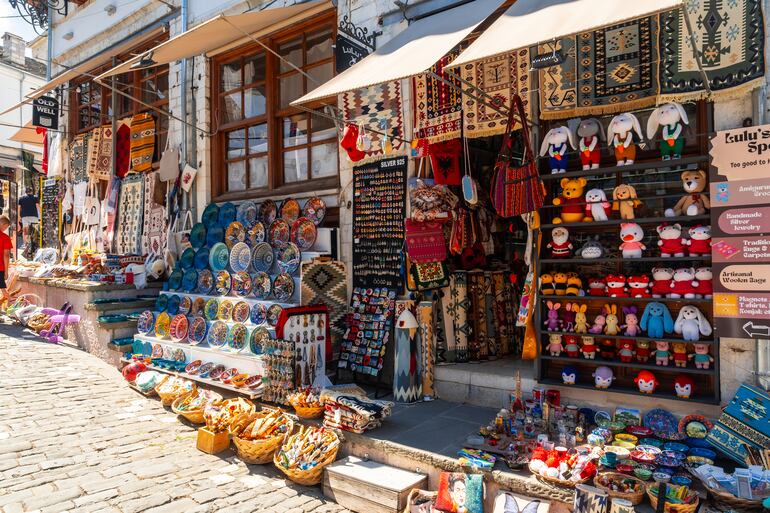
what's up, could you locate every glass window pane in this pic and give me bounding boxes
[243,54,266,84]
[227,160,246,191]
[91,83,102,103]
[248,124,268,155]
[282,114,308,148]
[221,61,242,90]
[283,147,308,184]
[155,72,168,100]
[279,73,303,109]
[311,143,337,178]
[311,113,336,142]
[279,38,302,73]
[244,86,266,119]
[306,29,333,64]
[307,63,333,90]
[222,92,242,123]
[227,129,246,159]
[249,157,268,189]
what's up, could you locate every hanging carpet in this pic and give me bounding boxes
[413,50,463,143]
[116,175,144,255]
[450,271,471,363]
[300,258,349,345]
[341,81,405,160]
[130,113,156,173]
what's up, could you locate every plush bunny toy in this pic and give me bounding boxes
[674,305,712,342]
[540,126,576,174]
[576,118,604,170]
[607,112,644,165]
[647,102,689,160]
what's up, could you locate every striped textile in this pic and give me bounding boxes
[130,113,155,173]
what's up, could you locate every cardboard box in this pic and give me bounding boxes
[196,427,230,454]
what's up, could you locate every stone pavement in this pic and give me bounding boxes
[0,323,352,513]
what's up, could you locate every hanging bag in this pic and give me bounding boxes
[158,138,180,182]
[461,136,478,205]
[404,218,447,263]
[170,210,193,255]
[491,95,545,217]
[82,181,101,226]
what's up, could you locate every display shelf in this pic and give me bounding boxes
[159,290,297,309]
[539,256,711,265]
[540,330,716,345]
[134,334,265,362]
[537,378,720,405]
[539,295,713,304]
[539,355,716,375]
[539,214,710,230]
[538,155,708,181]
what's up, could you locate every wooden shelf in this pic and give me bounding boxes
[540,330,716,345]
[537,378,720,405]
[134,334,265,362]
[540,295,713,304]
[540,355,716,375]
[540,214,710,231]
[539,256,711,264]
[539,155,709,181]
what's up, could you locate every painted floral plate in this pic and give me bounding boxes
[206,225,224,247]
[178,296,192,315]
[268,219,291,249]
[225,221,246,249]
[188,316,208,345]
[197,269,214,294]
[192,297,206,316]
[198,362,215,378]
[228,323,248,352]
[272,273,295,302]
[291,217,316,251]
[218,299,234,321]
[152,343,164,358]
[643,409,679,439]
[274,243,300,274]
[202,203,219,228]
[190,223,207,249]
[678,415,713,439]
[218,202,237,227]
[214,270,231,296]
[250,302,267,325]
[232,271,252,297]
[204,298,219,321]
[229,242,251,273]
[237,200,258,227]
[154,312,171,339]
[209,364,226,381]
[280,198,301,223]
[186,360,202,374]
[182,269,198,293]
[169,314,189,343]
[247,221,266,245]
[208,321,229,348]
[232,301,250,323]
[252,272,271,300]
[303,196,326,225]
[259,199,277,226]
[250,326,270,354]
[137,310,155,334]
[251,242,274,273]
[208,242,229,272]
[267,304,283,327]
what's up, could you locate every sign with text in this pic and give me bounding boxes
[335,34,370,73]
[32,96,59,130]
[710,123,770,339]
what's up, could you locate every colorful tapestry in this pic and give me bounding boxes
[341,81,404,159]
[659,1,766,101]
[142,172,165,255]
[492,272,510,357]
[300,258,349,343]
[91,126,113,180]
[433,289,454,365]
[115,119,131,177]
[393,317,421,403]
[417,301,435,398]
[450,271,470,363]
[414,51,462,143]
[461,48,531,138]
[116,175,144,255]
[538,16,659,119]
[130,113,156,173]
[468,271,490,361]
[85,128,100,180]
[69,134,88,184]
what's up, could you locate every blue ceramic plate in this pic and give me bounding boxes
[182,269,198,292]
[663,442,689,453]
[194,246,210,271]
[639,438,663,448]
[230,242,251,273]
[219,202,237,227]
[209,242,229,272]
[202,203,219,228]
[190,223,207,249]
[686,437,711,449]
[180,248,196,270]
[178,296,192,315]
[167,294,181,315]
[155,294,168,312]
[168,270,183,291]
[274,242,300,274]
[237,200,258,227]
[206,225,224,247]
[250,302,267,325]
[197,269,214,294]
[251,242,274,273]
[137,310,155,334]
[688,447,716,460]
[643,409,678,439]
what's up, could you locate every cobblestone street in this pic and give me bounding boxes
[0,324,351,513]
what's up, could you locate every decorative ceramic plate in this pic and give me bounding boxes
[198,362,215,378]
[197,269,214,294]
[677,415,713,438]
[162,346,173,360]
[193,246,210,271]
[202,203,220,228]
[209,364,227,381]
[259,199,277,225]
[663,442,689,453]
[252,272,271,300]
[291,217,316,251]
[237,200,258,227]
[218,202,237,227]
[178,296,192,315]
[232,272,252,297]
[268,219,291,249]
[233,301,250,323]
[206,225,224,247]
[180,248,196,270]
[188,316,208,345]
[209,243,229,272]
[272,273,295,302]
[267,304,283,327]
[182,269,198,293]
[173,348,187,363]
[186,360,202,374]
[280,198,301,223]
[221,368,238,383]
[208,321,229,348]
[191,297,206,316]
[155,312,171,339]
[643,409,678,438]
[218,299,234,321]
[204,298,219,320]
[274,243,300,274]
[225,221,246,249]
[303,196,326,225]
[168,269,183,290]
[137,310,155,334]
[170,314,189,343]
[155,295,168,312]
[625,426,653,437]
[250,326,270,354]
[167,295,181,316]
[244,375,262,389]
[214,270,232,296]
[152,343,164,358]
[251,242,274,273]
[228,323,248,352]
[190,223,207,249]
[229,242,251,273]
[247,221,266,246]
[250,302,267,325]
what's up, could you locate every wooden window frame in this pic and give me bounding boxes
[211,11,339,202]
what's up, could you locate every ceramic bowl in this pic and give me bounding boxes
[625,426,653,437]
[615,433,638,445]
[616,463,635,475]
[688,447,716,460]
[639,438,664,448]
[603,446,631,460]
[615,440,636,450]
[663,442,689,453]
[592,427,613,443]
[606,421,626,433]
[653,472,670,483]
[671,476,691,487]
[634,468,653,481]
[686,455,714,467]
[635,445,662,456]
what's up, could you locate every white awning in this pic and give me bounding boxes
[292,0,505,105]
[96,1,333,80]
[9,122,44,147]
[449,0,683,68]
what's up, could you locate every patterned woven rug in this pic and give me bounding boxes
[450,271,471,363]
[116,175,144,255]
[69,134,88,184]
[417,301,435,398]
[91,126,113,180]
[86,128,100,180]
[341,81,404,159]
[461,48,531,138]
[414,51,463,143]
[130,113,155,173]
[660,1,765,101]
[300,259,348,341]
[115,120,131,177]
[142,172,166,255]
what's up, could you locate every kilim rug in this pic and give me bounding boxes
[341,81,404,159]
[417,301,435,398]
[433,287,455,364]
[142,172,166,255]
[659,1,765,101]
[116,175,144,255]
[300,258,348,342]
[413,50,463,143]
[91,126,113,180]
[85,128,100,180]
[394,322,421,403]
[450,271,471,363]
[461,48,532,138]
[115,119,131,177]
[468,271,490,361]
[539,16,659,119]
[130,113,156,173]
[492,271,510,357]
[69,134,88,184]
[483,272,497,359]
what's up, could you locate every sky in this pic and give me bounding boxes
[0,2,42,44]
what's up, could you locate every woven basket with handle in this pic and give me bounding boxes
[231,411,294,465]
[156,380,196,406]
[171,392,222,425]
[273,428,340,486]
[706,485,765,512]
[593,472,646,505]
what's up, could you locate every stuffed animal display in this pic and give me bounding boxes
[562,366,578,385]
[612,184,641,220]
[540,126,576,173]
[666,170,710,217]
[547,227,573,258]
[562,268,712,299]
[585,188,611,221]
[640,302,674,338]
[619,223,645,258]
[674,375,695,399]
[593,366,615,389]
[674,305,712,342]
[576,118,603,170]
[552,177,590,223]
[539,271,585,296]
[608,112,644,165]
[576,239,607,259]
[634,370,658,394]
[647,102,689,160]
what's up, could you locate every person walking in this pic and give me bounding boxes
[18,188,39,249]
[0,216,13,300]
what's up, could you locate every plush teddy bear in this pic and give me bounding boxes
[672,342,689,368]
[607,112,644,165]
[670,267,698,299]
[693,267,713,299]
[581,336,597,359]
[646,102,689,160]
[540,126,576,174]
[605,274,628,297]
[547,226,573,258]
[564,335,580,358]
[627,275,651,298]
[636,340,651,363]
[688,225,712,256]
[585,188,611,221]
[650,267,674,298]
[674,305,712,342]
[635,370,659,394]
[612,184,642,220]
[619,223,646,258]
[666,170,710,217]
[618,340,636,363]
[587,277,607,297]
[657,223,686,257]
[553,177,590,223]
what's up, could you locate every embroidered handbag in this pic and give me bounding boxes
[491,95,544,217]
[404,218,447,263]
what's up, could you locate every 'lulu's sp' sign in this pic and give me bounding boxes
[32,96,59,130]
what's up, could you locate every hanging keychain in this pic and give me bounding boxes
[380,119,393,155]
[462,131,478,205]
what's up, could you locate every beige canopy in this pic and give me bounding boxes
[449,0,683,68]
[9,122,44,147]
[292,0,505,105]
[96,1,332,80]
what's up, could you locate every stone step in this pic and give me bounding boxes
[85,298,157,312]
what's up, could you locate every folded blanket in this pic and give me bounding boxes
[320,390,394,419]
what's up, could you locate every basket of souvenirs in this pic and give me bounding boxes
[274,425,340,486]
[155,376,196,406]
[202,397,256,433]
[647,484,700,513]
[528,446,596,488]
[171,389,223,424]
[594,472,646,505]
[27,312,52,333]
[705,486,765,512]
[287,388,324,419]
[231,408,294,464]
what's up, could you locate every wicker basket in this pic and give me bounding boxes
[292,404,324,419]
[231,412,294,465]
[646,486,700,513]
[172,397,213,424]
[529,463,590,488]
[593,472,646,505]
[156,380,196,406]
[274,428,340,486]
[403,489,438,513]
[706,486,765,512]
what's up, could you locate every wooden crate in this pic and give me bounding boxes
[323,456,428,513]
[196,427,230,454]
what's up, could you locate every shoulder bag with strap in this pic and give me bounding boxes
[158,138,180,182]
